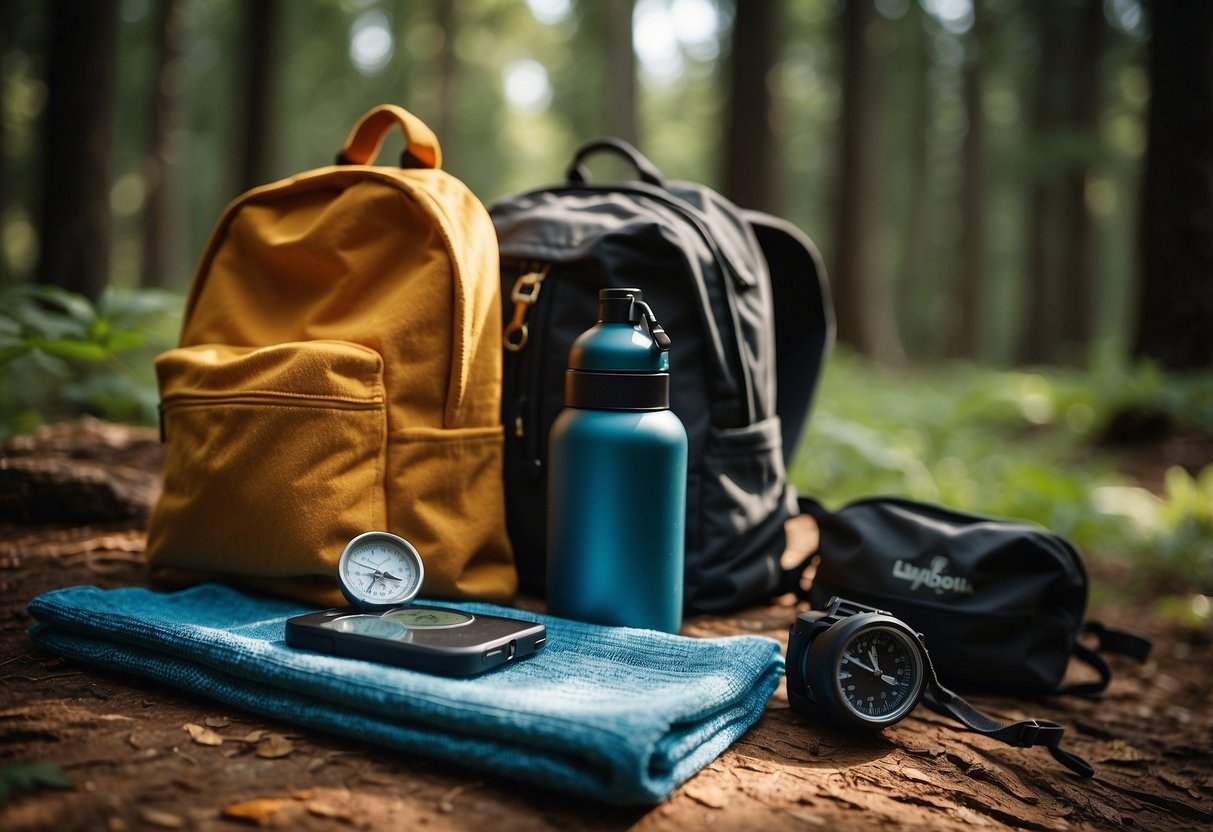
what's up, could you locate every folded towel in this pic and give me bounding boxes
[27,584,782,805]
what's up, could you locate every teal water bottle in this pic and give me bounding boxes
[546,288,688,633]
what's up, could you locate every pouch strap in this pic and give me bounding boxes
[336,104,442,170]
[1084,620,1153,662]
[1060,620,1153,697]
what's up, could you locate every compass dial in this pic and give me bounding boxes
[383,607,475,629]
[834,625,925,725]
[337,532,425,611]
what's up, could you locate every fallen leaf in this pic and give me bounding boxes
[357,768,397,786]
[222,798,284,825]
[306,800,355,823]
[255,734,294,759]
[1158,772,1203,800]
[240,730,267,744]
[0,761,73,807]
[138,807,184,828]
[683,783,728,809]
[184,723,223,747]
[438,782,480,813]
[1102,739,1146,764]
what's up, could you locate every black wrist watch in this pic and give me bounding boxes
[785,595,1095,779]
[786,596,927,731]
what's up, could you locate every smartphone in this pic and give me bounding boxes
[285,606,547,677]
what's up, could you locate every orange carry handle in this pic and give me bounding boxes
[338,104,442,170]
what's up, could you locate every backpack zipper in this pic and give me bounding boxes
[158,393,382,442]
[503,263,551,353]
[502,261,555,482]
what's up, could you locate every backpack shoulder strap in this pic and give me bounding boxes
[742,211,834,464]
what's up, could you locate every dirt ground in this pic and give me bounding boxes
[1,420,1210,831]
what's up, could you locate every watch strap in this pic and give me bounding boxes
[922,678,1094,778]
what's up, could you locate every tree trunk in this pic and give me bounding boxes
[832,0,904,363]
[143,0,188,290]
[951,1,987,360]
[1133,0,1213,370]
[433,0,458,144]
[724,0,782,213]
[895,2,933,359]
[604,0,638,147]
[1057,0,1105,362]
[0,0,15,242]
[238,0,280,193]
[36,0,120,300]
[1017,0,1066,364]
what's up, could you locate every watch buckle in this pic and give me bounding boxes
[1015,719,1063,748]
[1017,720,1042,747]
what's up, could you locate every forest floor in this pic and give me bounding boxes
[0,420,1210,831]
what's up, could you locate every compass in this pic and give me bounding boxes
[786,596,927,730]
[336,531,425,611]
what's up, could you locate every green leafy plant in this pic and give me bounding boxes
[0,283,182,438]
[0,761,73,807]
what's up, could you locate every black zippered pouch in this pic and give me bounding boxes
[793,496,1152,696]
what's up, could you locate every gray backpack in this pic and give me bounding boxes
[490,138,833,613]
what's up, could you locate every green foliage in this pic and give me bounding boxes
[0,284,182,437]
[790,350,1213,594]
[0,761,73,808]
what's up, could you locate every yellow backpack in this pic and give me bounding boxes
[146,104,516,605]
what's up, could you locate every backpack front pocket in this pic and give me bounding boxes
[147,340,386,602]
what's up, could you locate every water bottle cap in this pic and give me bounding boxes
[598,288,643,324]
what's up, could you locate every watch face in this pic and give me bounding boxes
[834,624,925,725]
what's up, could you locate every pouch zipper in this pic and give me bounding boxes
[158,393,382,442]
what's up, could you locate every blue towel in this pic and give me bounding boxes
[27,584,782,805]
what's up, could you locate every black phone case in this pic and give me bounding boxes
[285,607,547,676]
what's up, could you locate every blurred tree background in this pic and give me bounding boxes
[2,0,1207,366]
[1,0,1210,595]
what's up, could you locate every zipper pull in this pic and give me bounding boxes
[503,264,551,352]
